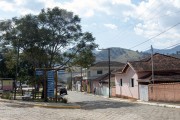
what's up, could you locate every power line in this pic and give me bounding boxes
[95,0,157,45]
[129,22,180,49]
[154,42,180,53]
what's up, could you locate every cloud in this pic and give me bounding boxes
[104,23,118,30]
[0,0,42,16]
[0,1,15,12]
[123,0,180,48]
[112,0,131,5]
[37,0,111,18]
[0,0,179,49]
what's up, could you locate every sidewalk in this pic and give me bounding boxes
[110,97,180,109]
[0,98,81,109]
[82,92,180,109]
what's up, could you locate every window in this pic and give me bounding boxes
[120,79,123,86]
[97,70,102,74]
[130,78,134,87]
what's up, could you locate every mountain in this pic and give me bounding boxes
[145,45,180,54]
[95,47,149,63]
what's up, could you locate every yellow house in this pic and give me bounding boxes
[0,78,14,91]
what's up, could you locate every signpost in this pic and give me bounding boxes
[35,68,61,102]
[47,71,55,97]
[35,70,44,76]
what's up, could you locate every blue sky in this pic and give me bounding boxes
[0,0,180,51]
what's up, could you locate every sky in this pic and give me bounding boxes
[0,0,180,51]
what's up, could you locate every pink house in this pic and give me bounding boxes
[114,53,180,100]
[114,63,139,99]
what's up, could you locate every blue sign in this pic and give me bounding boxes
[47,71,55,97]
[36,70,44,76]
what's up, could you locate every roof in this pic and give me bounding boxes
[91,61,125,68]
[93,73,115,83]
[138,71,180,82]
[120,53,180,73]
[0,78,13,80]
[138,74,180,83]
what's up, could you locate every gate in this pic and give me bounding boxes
[139,85,148,101]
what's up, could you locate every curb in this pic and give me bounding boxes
[0,99,81,109]
[109,98,180,109]
[33,104,81,109]
[78,92,180,109]
[136,101,180,109]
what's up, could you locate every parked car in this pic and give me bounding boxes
[59,88,67,95]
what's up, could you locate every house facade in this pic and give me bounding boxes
[115,65,139,99]
[114,53,180,100]
[83,61,125,93]
[0,78,14,91]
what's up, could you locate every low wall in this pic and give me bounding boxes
[149,83,180,102]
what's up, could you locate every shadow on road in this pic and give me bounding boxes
[75,100,137,110]
[5,104,34,108]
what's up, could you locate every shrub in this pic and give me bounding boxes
[1,91,12,99]
[62,98,68,103]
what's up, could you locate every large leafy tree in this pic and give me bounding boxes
[0,7,97,70]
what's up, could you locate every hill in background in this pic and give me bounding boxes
[145,45,180,54]
[95,47,149,63]
[95,45,180,63]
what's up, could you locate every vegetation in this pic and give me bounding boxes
[0,7,97,83]
[1,91,13,99]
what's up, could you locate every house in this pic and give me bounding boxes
[0,78,14,91]
[83,61,125,93]
[114,53,180,101]
[72,74,82,91]
[92,73,115,96]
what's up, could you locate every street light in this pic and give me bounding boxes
[98,48,111,98]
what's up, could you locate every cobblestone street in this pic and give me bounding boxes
[0,91,180,120]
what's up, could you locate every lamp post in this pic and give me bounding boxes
[99,48,111,98]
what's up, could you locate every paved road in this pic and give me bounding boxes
[0,91,180,120]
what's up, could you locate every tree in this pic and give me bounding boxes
[0,7,97,69]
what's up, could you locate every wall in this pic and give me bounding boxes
[83,67,119,80]
[149,83,180,102]
[111,86,116,97]
[2,80,13,91]
[115,67,139,99]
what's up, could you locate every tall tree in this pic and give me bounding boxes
[0,7,97,69]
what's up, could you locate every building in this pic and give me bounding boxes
[0,78,14,91]
[114,53,180,101]
[83,61,125,93]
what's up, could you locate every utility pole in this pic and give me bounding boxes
[14,39,20,100]
[151,45,154,84]
[98,48,111,98]
[71,70,73,91]
[108,48,111,98]
[80,67,82,92]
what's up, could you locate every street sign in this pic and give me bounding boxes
[47,71,55,97]
[35,70,44,76]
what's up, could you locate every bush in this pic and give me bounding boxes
[1,91,12,99]
[62,98,68,103]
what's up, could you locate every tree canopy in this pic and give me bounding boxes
[0,7,98,78]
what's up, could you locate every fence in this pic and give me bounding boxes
[148,83,180,102]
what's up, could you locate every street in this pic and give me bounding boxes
[0,91,180,120]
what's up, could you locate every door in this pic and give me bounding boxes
[139,85,148,101]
